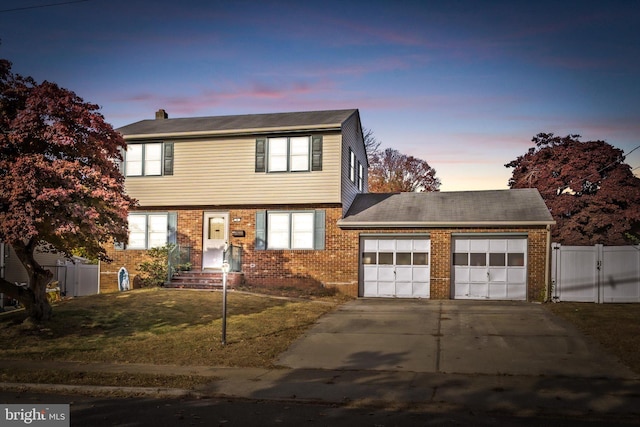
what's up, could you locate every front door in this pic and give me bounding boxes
[202,212,229,269]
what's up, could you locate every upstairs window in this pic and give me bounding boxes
[349,149,356,182]
[125,142,173,177]
[268,138,289,172]
[358,162,364,191]
[256,136,322,173]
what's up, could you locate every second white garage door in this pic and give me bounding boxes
[362,238,431,298]
[453,238,527,300]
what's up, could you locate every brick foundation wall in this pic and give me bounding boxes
[101,207,550,301]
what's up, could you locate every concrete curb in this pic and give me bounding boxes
[0,382,195,399]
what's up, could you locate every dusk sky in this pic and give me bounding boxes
[1,0,639,191]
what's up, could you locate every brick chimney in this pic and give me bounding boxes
[155,109,168,120]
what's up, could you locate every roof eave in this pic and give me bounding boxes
[121,124,342,140]
[337,220,556,229]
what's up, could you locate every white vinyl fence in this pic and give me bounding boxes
[55,260,99,297]
[551,243,640,303]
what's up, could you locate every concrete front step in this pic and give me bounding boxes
[165,270,244,289]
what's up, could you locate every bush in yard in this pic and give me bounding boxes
[137,244,173,287]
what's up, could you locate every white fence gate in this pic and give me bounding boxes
[56,260,99,297]
[551,243,640,303]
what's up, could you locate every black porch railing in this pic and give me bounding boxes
[167,244,192,283]
[224,244,242,272]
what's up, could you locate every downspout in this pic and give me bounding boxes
[544,225,551,302]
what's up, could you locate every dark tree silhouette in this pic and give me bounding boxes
[506,133,640,245]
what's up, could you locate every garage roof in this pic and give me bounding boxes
[338,189,555,228]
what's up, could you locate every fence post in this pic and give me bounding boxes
[551,243,561,302]
[596,244,604,303]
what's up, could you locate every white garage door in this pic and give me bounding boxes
[453,238,527,300]
[362,238,430,298]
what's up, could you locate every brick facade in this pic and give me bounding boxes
[101,207,550,301]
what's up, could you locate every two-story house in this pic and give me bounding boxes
[101,108,555,301]
[101,109,369,295]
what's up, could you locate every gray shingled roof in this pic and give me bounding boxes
[339,189,555,227]
[117,109,358,137]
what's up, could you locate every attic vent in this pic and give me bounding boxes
[155,109,168,120]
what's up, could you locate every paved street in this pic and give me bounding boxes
[2,299,639,426]
[2,390,637,427]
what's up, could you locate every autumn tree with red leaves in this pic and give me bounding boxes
[368,147,441,193]
[0,59,135,323]
[506,133,640,245]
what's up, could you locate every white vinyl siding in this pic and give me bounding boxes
[125,134,342,206]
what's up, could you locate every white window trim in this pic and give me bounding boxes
[125,142,164,177]
[349,149,356,183]
[267,136,311,172]
[127,213,169,249]
[266,211,315,250]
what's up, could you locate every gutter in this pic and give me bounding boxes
[337,220,557,229]
[122,124,342,140]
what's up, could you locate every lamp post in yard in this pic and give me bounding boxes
[221,261,230,346]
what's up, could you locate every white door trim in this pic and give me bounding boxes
[202,212,229,269]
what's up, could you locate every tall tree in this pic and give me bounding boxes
[368,147,441,192]
[506,133,640,245]
[0,59,135,323]
[363,127,381,165]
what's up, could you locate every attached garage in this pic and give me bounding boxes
[452,237,527,300]
[361,237,430,297]
[338,189,555,301]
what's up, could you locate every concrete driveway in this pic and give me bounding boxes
[277,299,635,378]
